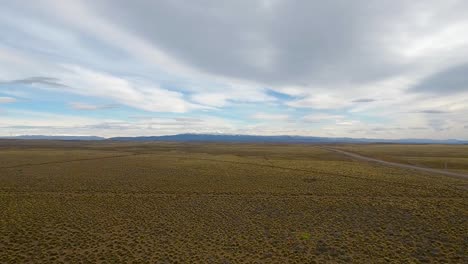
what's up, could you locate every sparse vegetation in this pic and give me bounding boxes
[334,144,468,173]
[0,141,467,263]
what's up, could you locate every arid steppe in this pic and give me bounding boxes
[1,141,467,263]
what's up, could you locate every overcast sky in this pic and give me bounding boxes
[1,0,468,139]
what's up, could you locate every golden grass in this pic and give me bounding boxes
[0,141,467,263]
[334,144,468,173]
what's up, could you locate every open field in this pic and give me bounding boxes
[1,141,467,263]
[322,147,468,180]
[333,144,468,174]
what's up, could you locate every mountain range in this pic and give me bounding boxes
[2,134,467,144]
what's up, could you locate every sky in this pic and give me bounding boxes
[1,0,468,139]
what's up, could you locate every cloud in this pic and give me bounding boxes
[352,98,376,103]
[288,94,350,110]
[251,112,290,122]
[7,76,68,88]
[6,65,202,113]
[174,117,203,123]
[58,65,200,113]
[84,1,468,91]
[88,1,407,87]
[69,102,118,111]
[0,110,102,128]
[191,93,229,108]
[0,110,243,137]
[427,119,451,131]
[412,63,468,94]
[0,97,17,103]
[417,110,449,114]
[336,120,360,126]
[1,1,468,139]
[302,114,344,123]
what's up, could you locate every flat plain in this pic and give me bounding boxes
[333,144,468,174]
[0,140,467,263]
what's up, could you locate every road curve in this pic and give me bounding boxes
[321,147,468,180]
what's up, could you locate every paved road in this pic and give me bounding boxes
[322,147,468,180]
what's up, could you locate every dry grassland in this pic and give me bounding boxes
[1,141,467,263]
[334,144,468,173]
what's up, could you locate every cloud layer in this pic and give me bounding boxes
[0,0,468,139]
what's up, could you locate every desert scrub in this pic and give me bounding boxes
[0,141,466,263]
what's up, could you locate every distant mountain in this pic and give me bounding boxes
[109,133,468,144]
[2,133,466,144]
[0,135,105,140]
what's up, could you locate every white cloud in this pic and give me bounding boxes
[35,0,194,76]
[336,120,360,126]
[69,102,117,111]
[43,64,201,113]
[0,110,102,128]
[0,97,16,104]
[251,112,290,122]
[1,1,468,139]
[191,93,229,108]
[288,94,350,110]
[0,110,243,137]
[302,114,344,123]
[0,97,17,103]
